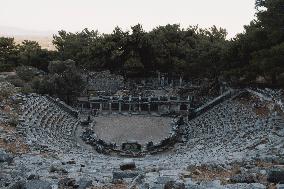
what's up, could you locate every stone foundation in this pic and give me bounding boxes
[78,95,192,116]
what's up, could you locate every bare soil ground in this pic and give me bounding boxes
[93,115,172,144]
[0,123,29,154]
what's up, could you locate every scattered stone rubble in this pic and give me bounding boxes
[82,71,124,95]
[0,86,283,188]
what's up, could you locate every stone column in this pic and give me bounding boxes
[138,96,141,113]
[184,114,188,123]
[179,76,183,87]
[161,76,165,87]
[158,71,161,85]
[207,126,210,135]
[157,97,160,114]
[129,96,132,113]
[119,101,122,113]
[99,103,103,113]
[148,103,151,114]
[138,104,141,113]
[89,103,93,115]
[109,102,112,114]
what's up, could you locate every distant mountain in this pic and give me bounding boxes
[0,26,56,37]
[13,36,56,50]
[0,26,56,50]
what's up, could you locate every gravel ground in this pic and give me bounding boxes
[93,115,172,144]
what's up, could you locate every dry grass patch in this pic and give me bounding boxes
[187,164,241,184]
[0,138,29,154]
[0,124,29,154]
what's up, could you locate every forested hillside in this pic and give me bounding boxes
[0,0,283,86]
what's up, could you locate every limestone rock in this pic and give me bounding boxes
[9,180,52,189]
[113,171,139,180]
[164,181,185,189]
[230,173,257,183]
[8,180,26,189]
[0,150,14,164]
[24,180,52,189]
[58,178,77,189]
[268,169,284,183]
[27,174,40,180]
[49,162,68,174]
[120,159,136,170]
[77,178,93,189]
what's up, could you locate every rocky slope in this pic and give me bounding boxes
[0,85,283,189]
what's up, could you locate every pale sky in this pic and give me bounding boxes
[0,0,256,38]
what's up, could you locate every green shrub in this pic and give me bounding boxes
[6,75,25,87]
[0,63,14,72]
[0,82,16,99]
[16,66,42,82]
[20,85,34,94]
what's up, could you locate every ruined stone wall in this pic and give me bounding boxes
[84,71,124,95]
[193,89,236,117]
[78,96,191,116]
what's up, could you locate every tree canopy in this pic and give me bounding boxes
[0,0,283,87]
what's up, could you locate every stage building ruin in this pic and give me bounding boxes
[77,95,193,115]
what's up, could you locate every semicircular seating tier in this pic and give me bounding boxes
[17,95,80,152]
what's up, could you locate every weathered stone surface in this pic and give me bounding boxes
[224,183,266,189]
[1,89,283,188]
[120,159,136,170]
[113,171,139,180]
[164,181,185,189]
[24,180,52,189]
[156,177,174,184]
[268,169,284,183]
[27,174,40,180]
[77,178,93,189]
[49,163,68,174]
[9,180,52,189]
[0,150,13,164]
[230,173,257,183]
[58,178,77,189]
[278,158,284,165]
[8,180,26,189]
[150,183,164,189]
[277,184,284,189]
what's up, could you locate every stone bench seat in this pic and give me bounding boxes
[19,95,80,151]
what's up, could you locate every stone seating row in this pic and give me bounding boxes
[18,95,79,152]
[185,99,269,140]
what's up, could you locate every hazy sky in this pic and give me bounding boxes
[0,0,256,38]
